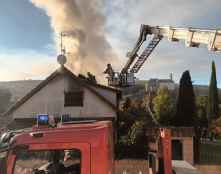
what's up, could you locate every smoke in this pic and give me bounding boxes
[31,0,118,81]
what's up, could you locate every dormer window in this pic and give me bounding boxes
[64,91,84,107]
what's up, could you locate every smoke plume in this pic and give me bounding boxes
[31,0,117,81]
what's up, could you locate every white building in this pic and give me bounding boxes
[147,78,176,92]
[1,66,120,129]
[158,79,176,91]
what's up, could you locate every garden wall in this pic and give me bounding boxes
[195,164,221,174]
[115,160,149,174]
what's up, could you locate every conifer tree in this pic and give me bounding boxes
[174,70,196,126]
[207,61,219,121]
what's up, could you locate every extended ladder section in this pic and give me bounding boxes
[126,25,221,73]
[147,25,221,51]
[130,35,162,73]
[105,24,221,87]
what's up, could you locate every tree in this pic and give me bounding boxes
[116,97,151,159]
[116,109,149,159]
[207,61,219,121]
[196,96,208,128]
[153,87,174,126]
[174,70,196,126]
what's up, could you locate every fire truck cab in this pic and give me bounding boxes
[0,119,114,174]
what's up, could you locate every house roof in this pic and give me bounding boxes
[80,76,120,93]
[148,78,174,83]
[158,79,174,83]
[2,66,120,118]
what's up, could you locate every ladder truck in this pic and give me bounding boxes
[0,116,114,174]
[0,115,172,174]
[104,25,221,87]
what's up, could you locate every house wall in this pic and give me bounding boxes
[10,74,116,119]
[159,82,175,91]
[90,86,117,107]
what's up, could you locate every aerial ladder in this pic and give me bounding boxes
[104,25,221,87]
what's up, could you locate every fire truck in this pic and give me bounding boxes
[0,115,114,174]
[0,114,172,174]
[104,25,221,87]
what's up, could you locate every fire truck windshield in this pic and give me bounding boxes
[14,149,81,174]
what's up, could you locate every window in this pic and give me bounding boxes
[64,91,84,107]
[14,149,81,174]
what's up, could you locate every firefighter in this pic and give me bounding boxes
[46,150,66,174]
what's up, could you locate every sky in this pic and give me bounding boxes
[0,0,221,86]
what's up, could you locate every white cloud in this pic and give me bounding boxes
[0,50,58,81]
[104,0,221,84]
[2,0,221,85]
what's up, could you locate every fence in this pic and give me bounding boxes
[199,140,221,164]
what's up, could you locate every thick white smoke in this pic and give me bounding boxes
[31,0,118,81]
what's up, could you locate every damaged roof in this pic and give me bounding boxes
[2,66,121,118]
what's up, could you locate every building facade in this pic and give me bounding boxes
[147,78,176,92]
[1,66,120,129]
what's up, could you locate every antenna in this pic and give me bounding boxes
[60,32,66,55]
[57,32,67,66]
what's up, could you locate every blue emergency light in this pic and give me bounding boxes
[37,114,49,126]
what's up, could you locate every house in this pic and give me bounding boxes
[0,65,121,130]
[147,78,176,92]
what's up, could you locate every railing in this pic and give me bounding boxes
[199,140,221,164]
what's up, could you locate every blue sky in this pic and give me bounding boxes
[0,0,53,53]
[0,0,221,86]
[104,0,221,86]
[0,0,57,81]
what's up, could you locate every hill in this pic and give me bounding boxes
[0,80,42,103]
[0,79,220,114]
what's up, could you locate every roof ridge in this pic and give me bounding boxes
[63,68,118,110]
[2,66,118,119]
[2,68,61,117]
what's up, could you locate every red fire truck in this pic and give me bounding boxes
[0,115,172,174]
[0,115,114,174]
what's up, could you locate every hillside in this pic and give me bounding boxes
[122,80,221,101]
[0,79,220,114]
[0,80,42,103]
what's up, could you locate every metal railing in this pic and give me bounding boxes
[199,140,221,164]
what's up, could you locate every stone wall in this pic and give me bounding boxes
[115,160,149,174]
